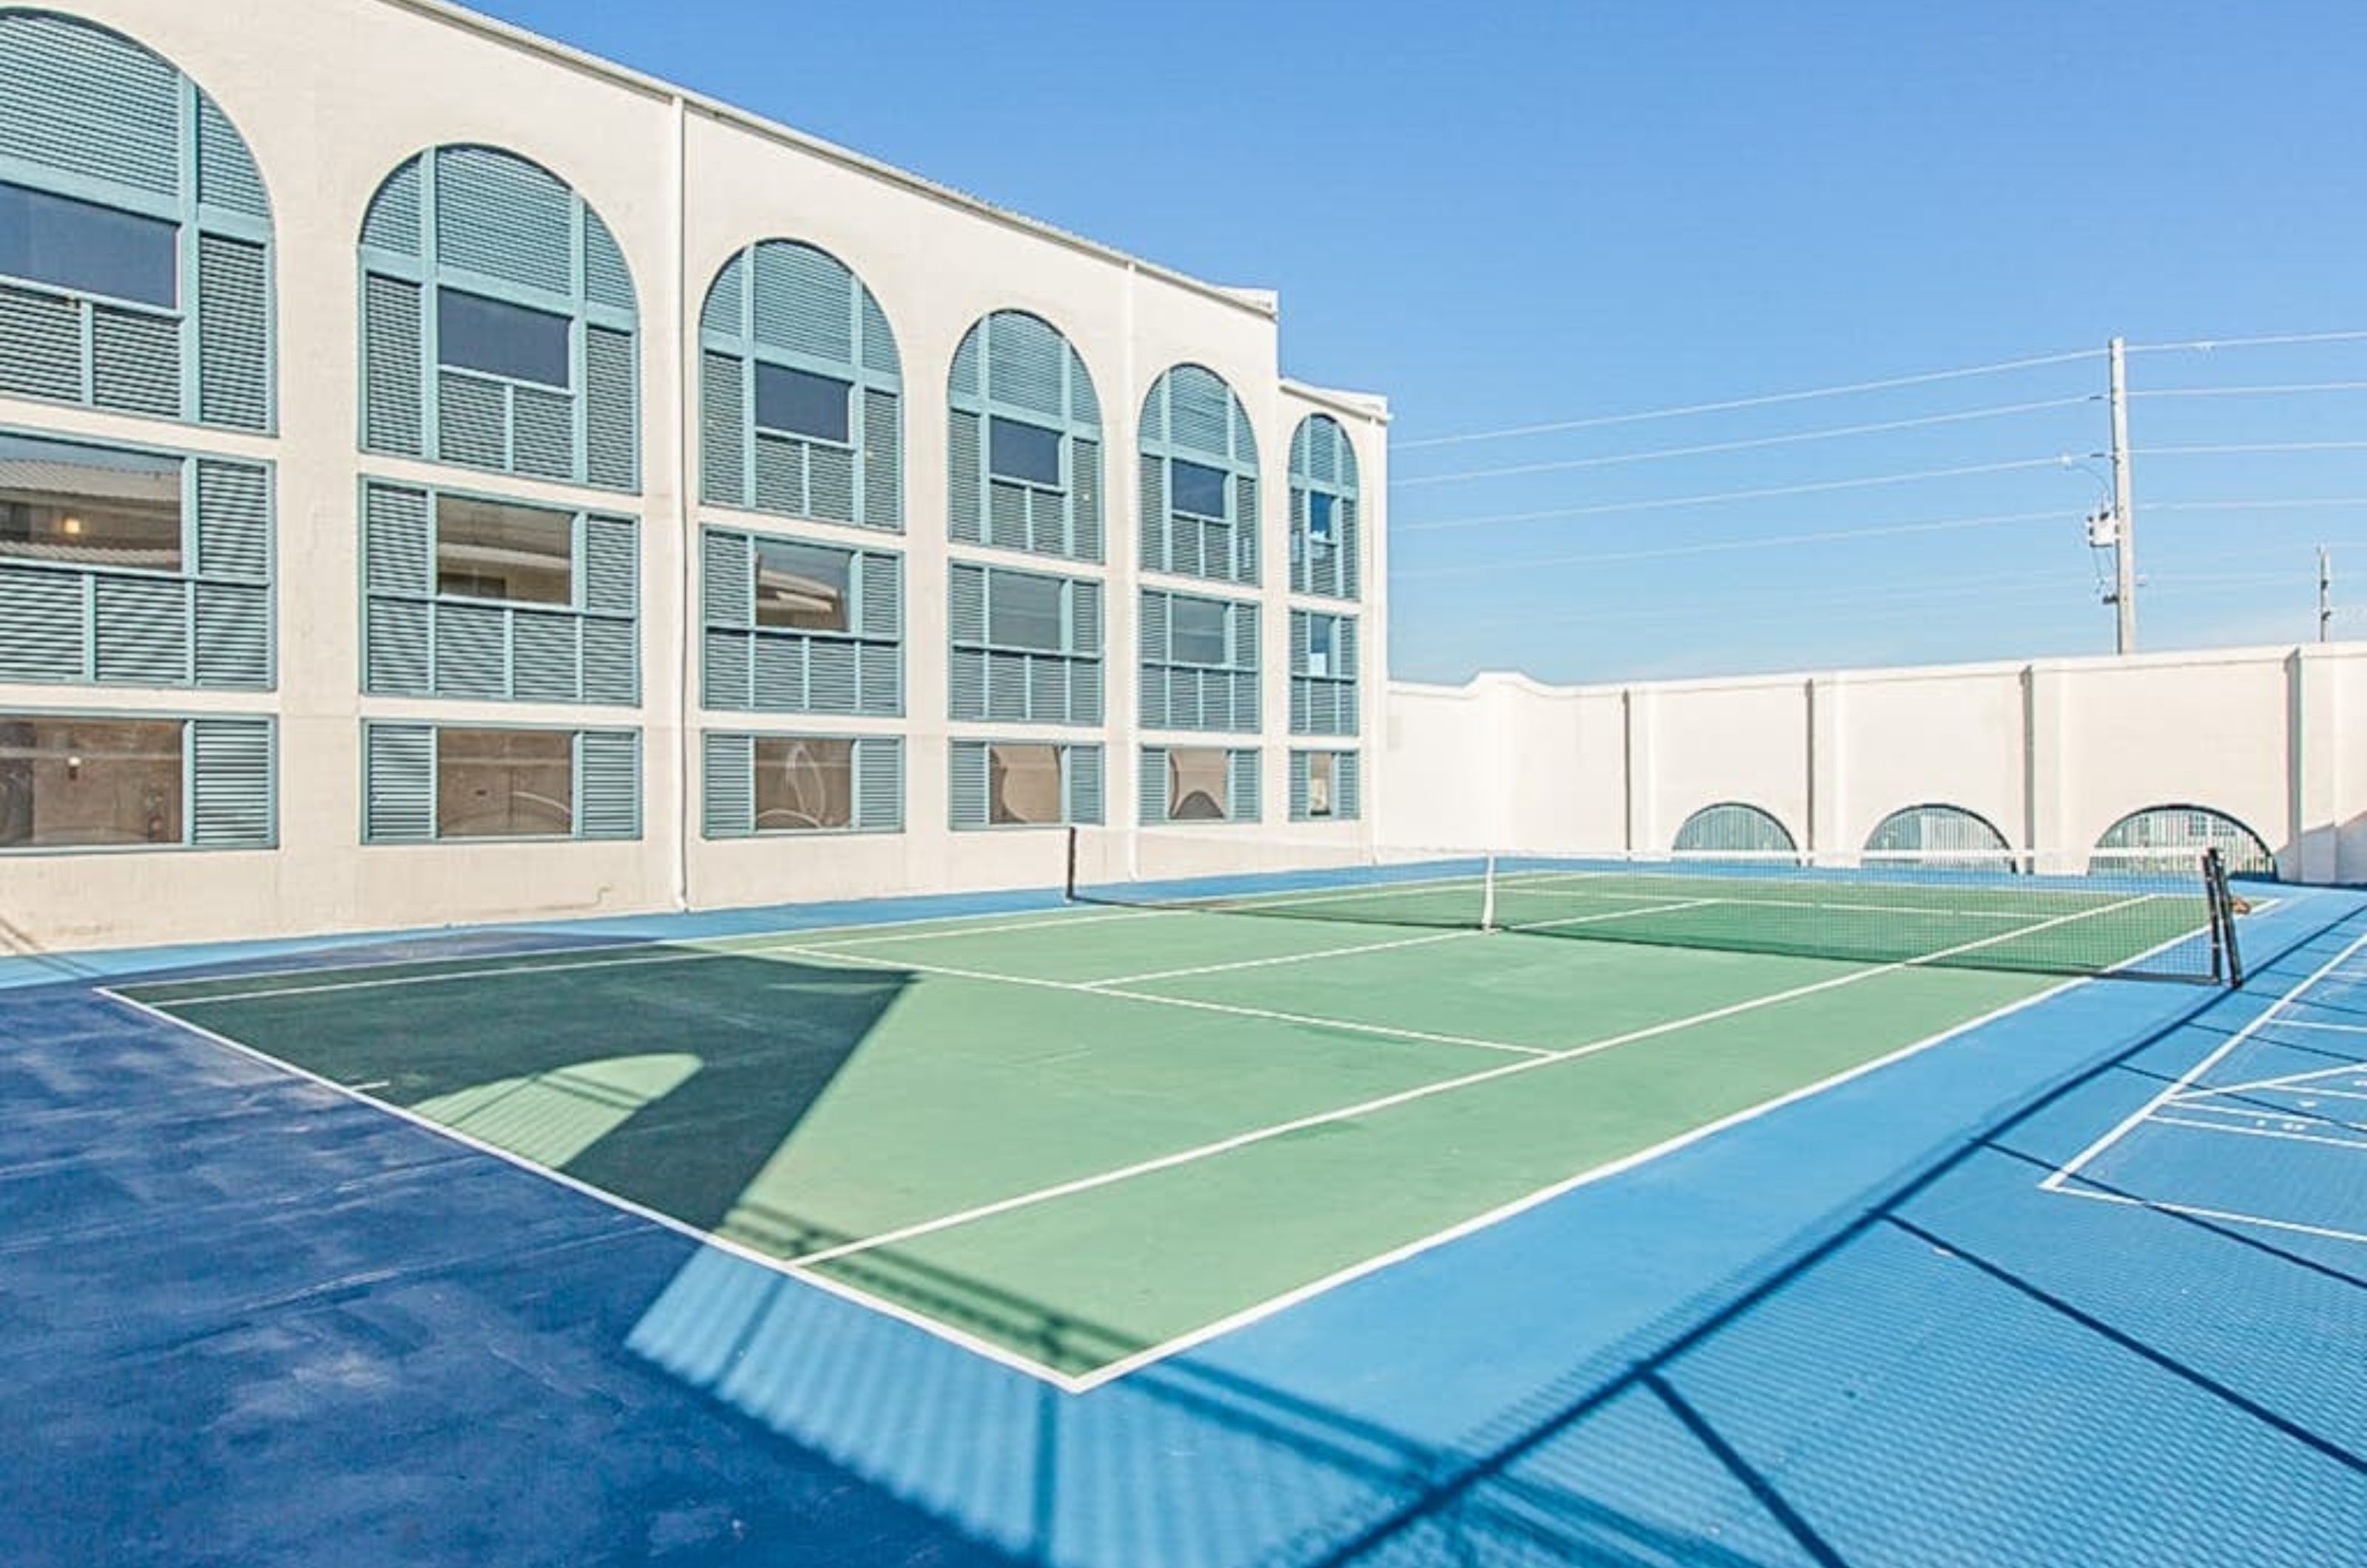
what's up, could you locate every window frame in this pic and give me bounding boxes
[0,431,190,581]
[0,709,275,855]
[433,285,574,391]
[749,535,858,635]
[753,362,855,447]
[0,178,182,313]
[987,413,1067,493]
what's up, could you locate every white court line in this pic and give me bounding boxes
[2275,1019,2367,1035]
[792,906,1180,950]
[1083,927,1477,987]
[764,946,1551,1059]
[2170,1063,2367,1102]
[783,893,2155,1277]
[1504,897,1724,935]
[2046,1186,2367,1248]
[2044,930,2367,1192]
[2146,1116,2367,1154]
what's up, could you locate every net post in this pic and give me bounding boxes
[1064,825,1079,903]
[1479,853,1499,933]
[2203,847,2243,987]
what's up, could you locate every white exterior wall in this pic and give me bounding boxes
[1383,643,2367,884]
[0,0,1387,951]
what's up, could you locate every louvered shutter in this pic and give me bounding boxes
[363,723,435,842]
[949,740,988,828]
[1229,749,1260,824]
[362,275,425,455]
[196,236,270,430]
[701,352,747,507]
[584,327,638,491]
[1289,752,1311,820]
[1139,746,1169,825]
[577,730,641,839]
[948,561,987,720]
[1337,752,1362,820]
[1066,745,1104,826]
[702,732,753,837]
[854,737,902,831]
[189,717,273,847]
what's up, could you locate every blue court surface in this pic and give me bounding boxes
[2,880,2363,1567]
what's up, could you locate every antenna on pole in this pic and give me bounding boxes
[2107,337,2138,655]
[2321,546,2334,644]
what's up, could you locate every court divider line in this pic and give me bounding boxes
[2170,1063,2367,1101]
[2042,929,2367,1192]
[777,895,2157,1277]
[2044,1186,2367,1248]
[93,986,1112,1396]
[2144,1116,2367,1152]
[2277,1020,2367,1035]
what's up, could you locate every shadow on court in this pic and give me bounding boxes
[129,949,915,1237]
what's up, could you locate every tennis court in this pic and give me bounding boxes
[111,848,2246,1387]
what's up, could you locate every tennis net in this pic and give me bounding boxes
[1069,833,2247,985]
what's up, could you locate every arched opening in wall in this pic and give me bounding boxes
[1864,804,2013,869]
[2093,805,2278,880]
[1672,803,1799,862]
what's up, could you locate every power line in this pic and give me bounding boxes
[1394,348,2102,450]
[1397,456,2080,534]
[2133,380,2367,400]
[1471,574,2097,632]
[2135,440,2367,458]
[1394,397,2094,488]
[2125,328,2367,354]
[1394,510,2067,579]
[2150,498,2367,513]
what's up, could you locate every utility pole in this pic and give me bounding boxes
[2107,337,2137,654]
[2321,546,2334,643]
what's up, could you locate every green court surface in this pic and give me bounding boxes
[117,873,2212,1384]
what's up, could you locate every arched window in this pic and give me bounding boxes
[1673,802,1799,860]
[2095,805,2276,879]
[698,240,899,531]
[358,145,638,492]
[1288,413,1358,598]
[947,310,1101,561]
[0,10,272,429]
[1865,804,2012,866]
[1141,365,1257,585]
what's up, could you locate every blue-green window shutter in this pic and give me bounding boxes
[358,145,638,491]
[949,740,989,828]
[700,526,899,716]
[1139,365,1259,586]
[1338,752,1363,819]
[189,716,272,847]
[363,722,434,842]
[1289,751,1310,820]
[0,14,276,431]
[701,731,754,837]
[577,729,641,839]
[1289,413,1362,600]
[1066,744,1104,825]
[698,240,901,530]
[854,736,903,831]
[946,310,1103,561]
[1139,745,1169,825]
[190,458,273,689]
[1229,748,1260,823]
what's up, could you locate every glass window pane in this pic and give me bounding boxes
[436,728,573,839]
[435,495,573,604]
[989,743,1061,825]
[988,416,1061,487]
[1307,753,1334,818]
[753,737,853,831]
[753,540,851,632]
[0,434,182,571]
[1167,748,1229,822]
[754,364,852,443]
[437,288,571,388]
[1306,615,1334,677]
[987,572,1063,651]
[0,717,183,848]
[1171,598,1228,666]
[1171,459,1228,518]
[0,181,177,308]
[1307,491,1336,544]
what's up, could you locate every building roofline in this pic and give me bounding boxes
[383,0,1279,322]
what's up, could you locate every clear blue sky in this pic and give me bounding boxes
[476,0,2367,683]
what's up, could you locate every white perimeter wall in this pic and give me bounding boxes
[1380,642,2367,884]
